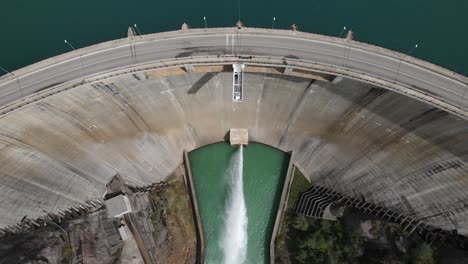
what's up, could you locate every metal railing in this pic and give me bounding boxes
[0,27,466,118]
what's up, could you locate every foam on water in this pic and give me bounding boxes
[220,145,248,264]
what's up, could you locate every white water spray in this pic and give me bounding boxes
[220,145,248,264]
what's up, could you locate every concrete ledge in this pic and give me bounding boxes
[183,150,205,264]
[0,27,466,119]
[1,56,467,121]
[270,150,295,264]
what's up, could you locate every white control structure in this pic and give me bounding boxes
[232,63,245,102]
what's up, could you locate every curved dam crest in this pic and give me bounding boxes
[0,29,466,239]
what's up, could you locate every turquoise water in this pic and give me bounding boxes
[189,142,290,263]
[1,0,467,75]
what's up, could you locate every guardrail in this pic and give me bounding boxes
[0,27,466,119]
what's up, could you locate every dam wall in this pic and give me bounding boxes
[0,68,467,235]
[0,28,467,236]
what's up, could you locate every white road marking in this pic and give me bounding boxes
[0,32,465,111]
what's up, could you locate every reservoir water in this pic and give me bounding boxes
[189,142,290,263]
[1,0,467,76]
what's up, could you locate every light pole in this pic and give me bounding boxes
[64,40,86,78]
[395,44,418,82]
[134,24,142,37]
[1,65,23,96]
[342,28,351,67]
[272,17,276,29]
[64,40,75,51]
[0,66,12,76]
[339,26,346,38]
[203,16,207,29]
[407,44,419,56]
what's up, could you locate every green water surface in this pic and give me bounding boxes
[189,142,290,263]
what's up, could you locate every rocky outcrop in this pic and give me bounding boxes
[0,209,122,264]
[0,164,197,264]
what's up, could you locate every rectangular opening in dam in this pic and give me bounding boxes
[188,142,290,263]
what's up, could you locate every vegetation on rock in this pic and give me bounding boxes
[275,166,447,264]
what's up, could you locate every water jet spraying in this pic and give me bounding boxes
[220,145,248,264]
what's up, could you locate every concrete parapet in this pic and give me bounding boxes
[183,150,205,264]
[127,26,136,38]
[346,30,354,41]
[0,54,465,120]
[181,22,189,31]
[270,151,294,264]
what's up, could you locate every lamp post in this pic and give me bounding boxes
[407,44,419,56]
[64,40,85,78]
[339,26,346,38]
[395,44,418,82]
[64,40,75,51]
[203,16,207,29]
[134,24,142,37]
[272,17,276,29]
[1,65,23,96]
[0,66,12,76]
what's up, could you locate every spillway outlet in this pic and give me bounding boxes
[229,128,248,146]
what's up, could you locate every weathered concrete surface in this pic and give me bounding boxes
[0,67,467,237]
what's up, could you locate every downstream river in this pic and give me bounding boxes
[189,142,289,263]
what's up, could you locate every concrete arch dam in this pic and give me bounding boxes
[0,28,467,235]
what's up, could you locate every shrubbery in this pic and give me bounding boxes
[290,215,364,264]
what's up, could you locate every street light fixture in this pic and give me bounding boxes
[64,39,86,78]
[203,16,207,29]
[272,17,276,29]
[134,24,142,37]
[64,40,75,51]
[395,44,419,82]
[0,66,12,76]
[339,26,346,38]
[0,65,23,96]
[407,44,419,55]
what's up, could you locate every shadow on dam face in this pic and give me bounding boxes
[324,81,468,163]
[188,73,217,94]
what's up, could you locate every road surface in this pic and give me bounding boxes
[0,28,466,117]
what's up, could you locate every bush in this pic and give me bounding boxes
[411,243,435,264]
[289,216,364,264]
